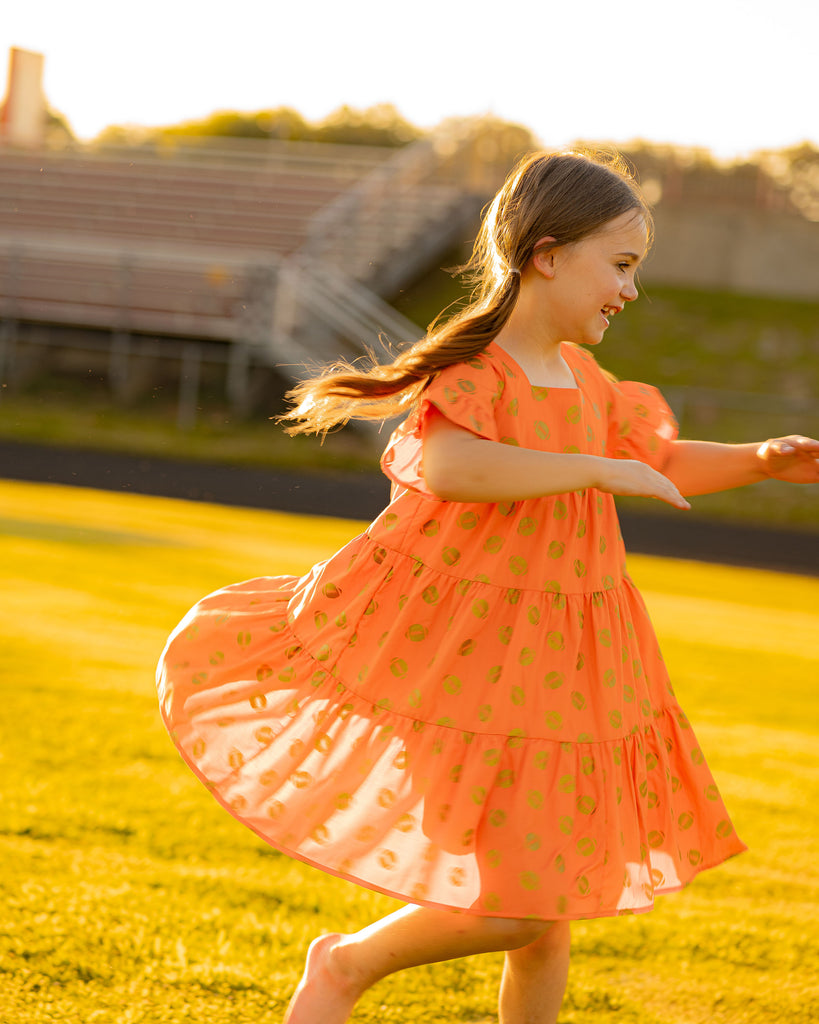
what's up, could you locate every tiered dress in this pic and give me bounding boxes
[157,341,746,920]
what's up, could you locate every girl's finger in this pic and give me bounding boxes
[662,483,690,509]
[782,436,819,453]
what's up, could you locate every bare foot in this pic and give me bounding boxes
[283,933,362,1024]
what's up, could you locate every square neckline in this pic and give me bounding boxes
[488,340,582,391]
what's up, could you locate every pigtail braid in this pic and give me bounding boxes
[280,273,521,436]
[280,148,650,437]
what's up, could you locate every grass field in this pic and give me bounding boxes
[1,479,818,1024]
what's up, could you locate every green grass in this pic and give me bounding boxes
[1,480,818,1023]
[0,385,378,473]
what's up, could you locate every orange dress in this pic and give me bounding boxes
[157,341,746,920]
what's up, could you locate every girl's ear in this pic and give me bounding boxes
[531,236,558,279]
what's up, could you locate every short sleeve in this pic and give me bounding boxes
[380,355,502,496]
[605,380,678,471]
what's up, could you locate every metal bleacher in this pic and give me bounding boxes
[0,120,530,416]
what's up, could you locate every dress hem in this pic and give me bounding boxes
[162,705,747,922]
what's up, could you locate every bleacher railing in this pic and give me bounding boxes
[300,117,529,290]
[0,122,527,421]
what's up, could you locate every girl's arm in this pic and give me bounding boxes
[422,409,690,508]
[661,436,819,495]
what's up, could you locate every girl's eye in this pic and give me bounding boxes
[617,262,631,271]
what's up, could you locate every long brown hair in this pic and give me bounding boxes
[281,149,651,436]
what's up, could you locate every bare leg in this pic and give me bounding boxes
[498,920,571,1024]
[283,904,554,1024]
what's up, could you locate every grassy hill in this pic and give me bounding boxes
[394,270,819,530]
[394,261,819,399]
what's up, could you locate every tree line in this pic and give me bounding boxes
[95,103,423,149]
[26,98,819,222]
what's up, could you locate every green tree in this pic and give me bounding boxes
[93,103,422,149]
[766,142,819,221]
[311,103,421,147]
[153,107,310,141]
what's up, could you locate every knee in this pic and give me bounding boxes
[507,919,571,964]
[484,916,556,950]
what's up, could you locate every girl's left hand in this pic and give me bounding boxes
[757,435,819,483]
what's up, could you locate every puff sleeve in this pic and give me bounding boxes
[605,380,678,471]
[380,355,502,496]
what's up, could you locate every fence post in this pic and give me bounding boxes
[0,322,15,398]
[0,243,22,399]
[177,342,202,430]
[109,330,132,400]
[227,341,251,417]
[110,253,133,400]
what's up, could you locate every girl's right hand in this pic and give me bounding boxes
[596,458,691,510]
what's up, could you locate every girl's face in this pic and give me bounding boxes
[534,211,647,346]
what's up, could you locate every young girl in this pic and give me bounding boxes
[157,150,819,1024]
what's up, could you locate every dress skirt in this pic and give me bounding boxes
[157,342,746,920]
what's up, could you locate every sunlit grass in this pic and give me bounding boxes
[1,480,817,1022]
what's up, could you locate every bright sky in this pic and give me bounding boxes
[3,0,816,160]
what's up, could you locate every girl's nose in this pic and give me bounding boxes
[622,279,639,302]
